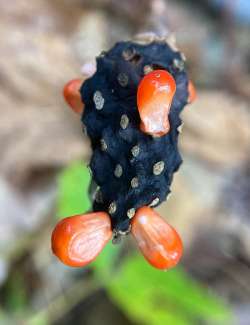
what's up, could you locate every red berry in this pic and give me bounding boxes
[137,70,176,137]
[51,212,112,267]
[187,80,196,104]
[131,206,183,270]
[63,79,84,114]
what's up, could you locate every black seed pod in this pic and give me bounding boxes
[81,40,189,232]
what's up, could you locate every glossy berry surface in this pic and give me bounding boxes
[137,70,176,136]
[51,212,112,267]
[131,206,183,270]
[63,79,84,114]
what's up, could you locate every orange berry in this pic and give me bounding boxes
[187,80,196,104]
[63,79,84,114]
[131,206,183,270]
[137,70,176,137]
[51,212,112,267]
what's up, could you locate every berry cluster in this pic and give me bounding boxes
[52,36,196,270]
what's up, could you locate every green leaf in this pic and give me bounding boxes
[106,254,232,325]
[5,272,27,313]
[26,311,49,325]
[56,161,91,219]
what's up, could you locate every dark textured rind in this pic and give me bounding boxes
[80,40,189,232]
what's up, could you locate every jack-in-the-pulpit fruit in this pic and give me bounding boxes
[52,35,196,270]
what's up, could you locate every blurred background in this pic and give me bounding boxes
[0,0,250,324]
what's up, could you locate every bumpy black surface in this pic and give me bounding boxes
[80,40,189,232]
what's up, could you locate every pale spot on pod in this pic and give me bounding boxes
[137,70,176,137]
[120,114,129,129]
[117,73,129,87]
[94,188,103,203]
[51,212,112,267]
[114,164,123,178]
[143,65,153,75]
[131,177,139,188]
[100,139,108,151]
[149,197,160,207]
[108,202,117,214]
[127,208,135,219]
[93,90,104,110]
[131,145,140,157]
[131,206,183,270]
[153,161,165,175]
[173,58,184,71]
